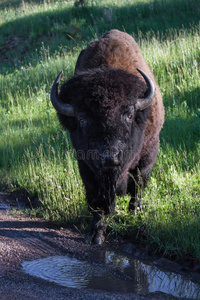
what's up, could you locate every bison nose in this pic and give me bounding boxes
[99,150,122,170]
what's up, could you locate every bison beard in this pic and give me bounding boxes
[50,30,165,244]
[97,170,118,214]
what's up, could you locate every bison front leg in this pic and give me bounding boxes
[127,170,149,212]
[78,161,114,245]
[128,145,159,212]
[87,189,115,245]
[86,209,107,245]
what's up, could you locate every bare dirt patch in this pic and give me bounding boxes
[0,192,199,299]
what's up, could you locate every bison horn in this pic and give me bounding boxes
[50,71,75,117]
[135,68,155,111]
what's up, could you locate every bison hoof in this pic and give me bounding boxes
[86,229,105,245]
[129,199,143,212]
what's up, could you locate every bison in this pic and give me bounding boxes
[50,29,165,244]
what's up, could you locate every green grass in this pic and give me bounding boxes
[0,0,200,261]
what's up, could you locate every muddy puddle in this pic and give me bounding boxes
[22,250,200,298]
[0,203,9,210]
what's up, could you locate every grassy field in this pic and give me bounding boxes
[0,0,200,261]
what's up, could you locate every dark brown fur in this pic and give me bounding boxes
[75,30,164,143]
[56,30,165,244]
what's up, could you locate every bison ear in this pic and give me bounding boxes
[50,71,75,117]
[135,69,155,111]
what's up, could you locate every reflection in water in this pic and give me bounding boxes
[22,255,139,293]
[22,251,200,299]
[0,204,9,210]
[23,256,101,289]
[142,263,200,299]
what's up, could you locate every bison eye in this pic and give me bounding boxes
[79,119,86,127]
[127,114,133,120]
[125,113,133,123]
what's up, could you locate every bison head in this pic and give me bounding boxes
[51,68,155,178]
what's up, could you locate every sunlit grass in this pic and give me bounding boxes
[0,0,200,260]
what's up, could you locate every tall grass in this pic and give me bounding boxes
[0,0,200,260]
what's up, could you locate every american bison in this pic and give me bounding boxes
[50,29,165,244]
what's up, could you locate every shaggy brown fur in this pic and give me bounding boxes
[54,30,165,244]
[75,30,164,143]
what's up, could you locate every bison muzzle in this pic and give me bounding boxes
[50,30,165,244]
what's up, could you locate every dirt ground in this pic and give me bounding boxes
[0,192,200,300]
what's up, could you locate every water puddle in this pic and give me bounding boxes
[0,203,9,210]
[22,251,200,298]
